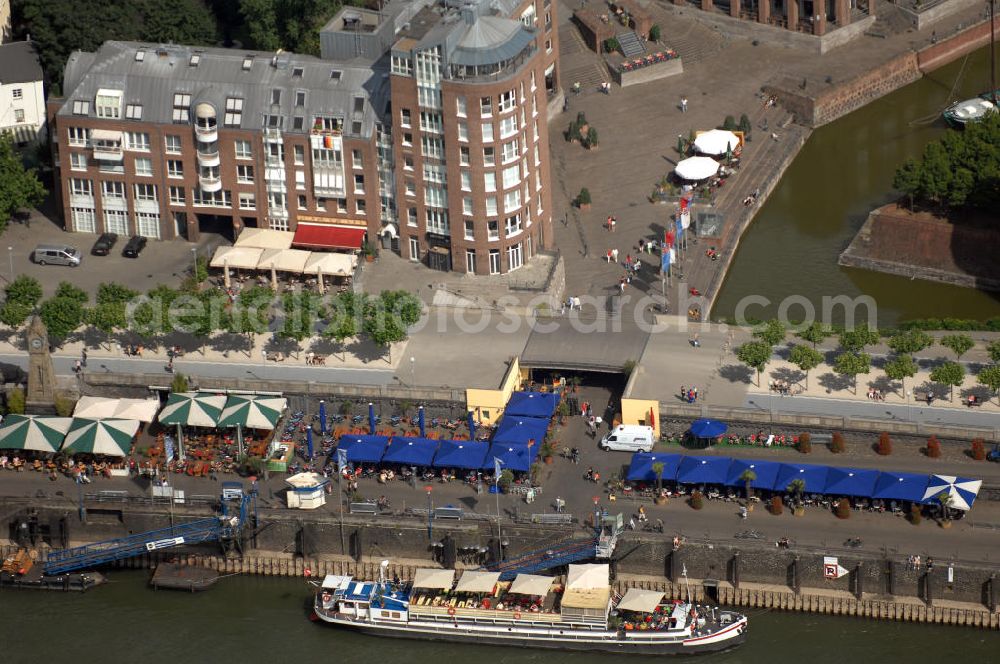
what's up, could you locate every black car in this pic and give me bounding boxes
[122,235,147,258]
[91,232,118,256]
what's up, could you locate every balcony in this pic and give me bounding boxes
[195,123,218,143]
[196,149,220,168]
[199,175,223,193]
[92,143,123,162]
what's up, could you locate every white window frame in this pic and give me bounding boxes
[456,96,467,117]
[481,122,493,143]
[125,104,143,120]
[169,186,186,205]
[464,220,475,241]
[70,153,87,171]
[134,158,153,177]
[165,135,182,154]
[489,249,501,274]
[167,160,184,179]
[239,193,256,210]
[224,97,244,126]
[71,207,96,233]
[237,164,254,184]
[235,140,253,160]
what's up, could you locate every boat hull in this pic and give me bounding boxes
[313,612,747,655]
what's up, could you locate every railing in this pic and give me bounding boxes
[618,50,680,73]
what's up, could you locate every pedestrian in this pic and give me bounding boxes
[638,505,647,522]
[593,471,601,484]
[680,97,688,112]
[607,248,613,263]
[73,360,82,374]
[680,386,686,400]
[586,467,594,481]
[638,239,645,253]
[612,248,619,263]
[81,348,88,367]
[625,254,632,268]
[618,279,626,294]
[609,491,616,502]
[693,387,699,401]
[610,217,617,232]
[607,215,613,231]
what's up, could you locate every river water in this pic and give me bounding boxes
[713,46,1000,326]
[6,571,999,663]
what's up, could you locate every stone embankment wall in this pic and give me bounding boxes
[5,501,1000,626]
[918,15,1000,72]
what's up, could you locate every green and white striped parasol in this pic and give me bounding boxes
[0,415,72,452]
[158,392,226,427]
[63,418,140,456]
[217,395,287,431]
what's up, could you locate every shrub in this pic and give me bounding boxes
[831,432,846,454]
[586,127,599,148]
[971,438,987,461]
[604,37,620,53]
[649,24,661,42]
[926,435,941,458]
[54,394,76,417]
[797,432,811,454]
[770,496,784,515]
[689,490,704,510]
[6,388,25,415]
[576,188,592,206]
[722,115,737,131]
[835,498,851,519]
[909,503,922,525]
[877,432,892,456]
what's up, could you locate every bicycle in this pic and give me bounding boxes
[735,529,763,540]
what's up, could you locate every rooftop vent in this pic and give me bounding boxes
[242,55,254,70]
[189,54,201,67]
[135,50,145,62]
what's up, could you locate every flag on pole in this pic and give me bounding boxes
[493,457,504,483]
[337,448,348,472]
[676,216,684,236]
[665,229,675,247]
[680,209,691,230]
[680,196,689,211]
[661,250,671,273]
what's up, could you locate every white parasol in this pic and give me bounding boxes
[675,156,720,181]
[693,129,740,156]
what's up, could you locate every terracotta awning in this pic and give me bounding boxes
[293,223,366,250]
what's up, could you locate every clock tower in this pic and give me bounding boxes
[26,315,57,413]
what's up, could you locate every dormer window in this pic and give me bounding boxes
[172,93,191,123]
[135,50,145,62]
[224,98,244,127]
[95,89,123,119]
[72,100,90,115]
[242,56,254,71]
[189,54,201,67]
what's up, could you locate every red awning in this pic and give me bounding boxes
[292,223,366,250]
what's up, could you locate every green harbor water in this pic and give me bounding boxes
[713,46,1000,326]
[4,571,999,663]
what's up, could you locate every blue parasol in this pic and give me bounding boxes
[306,427,314,459]
[318,400,327,434]
[690,419,727,439]
[419,406,426,438]
[467,411,476,438]
[368,402,376,434]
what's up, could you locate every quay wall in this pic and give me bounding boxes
[4,501,999,627]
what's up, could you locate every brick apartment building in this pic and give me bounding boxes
[48,0,560,275]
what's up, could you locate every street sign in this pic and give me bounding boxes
[823,556,848,579]
[145,536,185,551]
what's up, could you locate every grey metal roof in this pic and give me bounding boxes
[58,41,383,138]
[450,16,534,67]
[0,41,44,85]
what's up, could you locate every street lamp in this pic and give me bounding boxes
[7,246,12,281]
[191,246,198,276]
[410,357,415,385]
[425,485,433,540]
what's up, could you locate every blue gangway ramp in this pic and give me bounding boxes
[485,535,600,580]
[44,493,253,575]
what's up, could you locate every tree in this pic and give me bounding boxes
[786,478,806,506]
[877,432,892,456]
[4,275,42,307]
[0,300,32,327]
[278,290,324,356]
[224,285,273,353]
[52,281,88,306]
[797,322,831,349]
[839,325,879,353]
[977,365,1000,403]
[930,361,965,401]
[6,387,25,414]
[831,432,846,453]
[739,468,757,500]
[753,319,787,347]
[363,292,413,363]
[39,297,84,340]
[14,0,218,87]
[128,284,179,339]
[576,187,591,207]
[722,115,737,131]
[940,333,974,360]
[653,461,665,496]
[736,340,772,387]
[239,0,343,55]
[887,329,933,355]
[738,113,752,137]
[323,291,362,361]
[0,135,46,233]
[937,491,954,526]
[788,344,823,389]
[883,354,918,397]
[833,351,870,394]
[987,340,1000,363]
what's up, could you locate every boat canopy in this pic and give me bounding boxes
[321,574,351,590]
[617,588,665,613]
[412,568,455,590]
[455,570,501,593]
[508,574,554,596]
[562,563,611,610]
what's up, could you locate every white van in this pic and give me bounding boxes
[600,425,655,452]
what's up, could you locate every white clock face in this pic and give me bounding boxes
[30,338,43,350]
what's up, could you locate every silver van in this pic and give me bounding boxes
[600,425,655,452]
[33,245,82,267]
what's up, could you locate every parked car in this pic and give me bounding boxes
[122,235,147,258]
[91,232,118,256]
[33,244,82,267]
